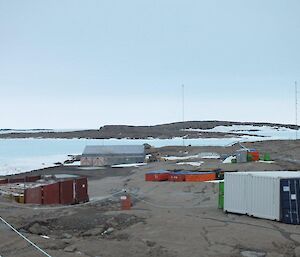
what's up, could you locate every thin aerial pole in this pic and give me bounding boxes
[182,84,185,146]
[296,81,298,140]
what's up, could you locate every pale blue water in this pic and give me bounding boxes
[0,137,246,159]
[0,127,297,176]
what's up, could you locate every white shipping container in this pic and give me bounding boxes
[224,171,300,221]
[224,172,248,214]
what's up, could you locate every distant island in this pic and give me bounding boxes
[0,121,299,139]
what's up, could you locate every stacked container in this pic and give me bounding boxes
[145,170,170,181]
[247,150,260,161]
[168,172,187,182]
[224,171,300,224]
[185,172,216,182]
[24,177,89,205]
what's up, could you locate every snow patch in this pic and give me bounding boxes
[223,156,236,164]
[176,162,204,167]
[184,125,300,140]
[205,180,224,183]
[162,155,199,161]
[0,155,73,176]
[199,152,220,159]
[111,163,147,168]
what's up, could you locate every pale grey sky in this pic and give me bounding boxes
[0,0,299,128]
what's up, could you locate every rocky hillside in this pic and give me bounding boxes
[0,121,298,139]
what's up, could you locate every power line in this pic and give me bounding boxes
[0,216,52,257]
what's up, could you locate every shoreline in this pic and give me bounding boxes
[1,121,299,140]
[2,139,300,179]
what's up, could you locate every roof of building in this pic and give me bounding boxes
[227,171,300,178]
[82,145,145,156]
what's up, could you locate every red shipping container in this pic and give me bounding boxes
[185,173,216,182]
[59,180,75,205]
[25,175,41,182]
[0,179,8,184]
[9,178,25,184]
[42,183,60,205]
[168,173,186,182]
[145,173,169,181]
[75,178,89,203]
[25,187,42,204]
[121,195,132,210]
[248,151,260,161]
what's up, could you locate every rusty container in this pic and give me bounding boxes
[75,178,89,203]
[145,170,170,181]
[42,183,60,205]
[8,178,25,184]
[121,194,132,210]
[59,180,75,205]
[247,150,260,162]
[16,194,25,204]
[25,186,42,204]
[168,172,186,182]
[0,179,8,184]
[25,175,41,182]
[185,172,216,182]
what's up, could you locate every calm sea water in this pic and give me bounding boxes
[0,125,298,176]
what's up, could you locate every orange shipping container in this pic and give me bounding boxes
[248,151,260,161]
[185,172,216,182]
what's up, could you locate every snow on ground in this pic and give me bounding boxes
[258,160,275,164]
[164,152,219,161]
[162,155,199,161]
[63,161,81,166]
[111,163,147,168]
[184,125,300,140]
[176,162,204,167]
[223,156,235,164]
[0,129,85,134]
[198,152,220,159]
[205,180,224,183]
[0,154,73,176]
[0,129,54,134]
[78,167,105,170]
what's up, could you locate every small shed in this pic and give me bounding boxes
[80,145,145,167]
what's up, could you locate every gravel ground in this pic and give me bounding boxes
[0,140,299,257]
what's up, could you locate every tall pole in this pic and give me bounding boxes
[296,81,298,140]
[182,84,185,146]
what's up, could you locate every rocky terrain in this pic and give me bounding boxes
[0,140,300,257]
[0,121,299,139]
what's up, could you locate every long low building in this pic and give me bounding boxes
[80,145,145,166]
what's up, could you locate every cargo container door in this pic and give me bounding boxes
[280,178,300,224]
[75,178,89,203]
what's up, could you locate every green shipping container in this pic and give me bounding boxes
[264,153,271,161]
[218,182,224,209]
[247,154,252,162]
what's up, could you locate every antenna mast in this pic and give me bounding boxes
[182,84,185,146]
[296,81,298,140]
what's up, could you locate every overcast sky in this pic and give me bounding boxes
[0,0,299,129]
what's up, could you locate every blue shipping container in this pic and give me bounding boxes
[280,178,300,224]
